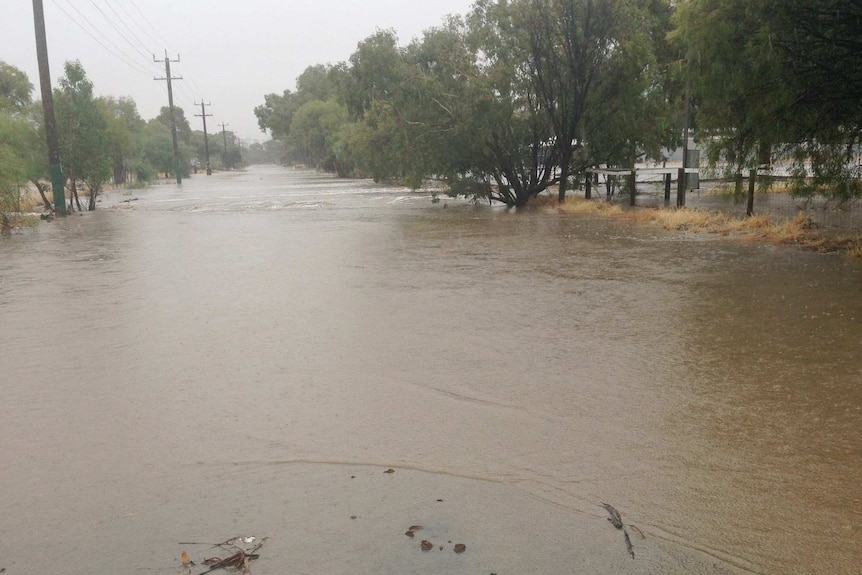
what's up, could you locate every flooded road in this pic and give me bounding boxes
[1,165,860,574]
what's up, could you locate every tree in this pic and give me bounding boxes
[156,105,191,144]
[1,62,34,224]
[0,61,34,111]
[98,96,144,185]
[518,0,675,202]
[254,63,349,163]
[769,0,862,200]
[54,61,112,210]
[670,0,787,214]
[289,99,351,174]
[141,120,177,178]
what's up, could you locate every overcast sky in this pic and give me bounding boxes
[2,0,476,141]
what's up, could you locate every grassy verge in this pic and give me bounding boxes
[548,196,862,258]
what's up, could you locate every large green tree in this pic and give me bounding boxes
[1,62,35,223]
[671,0,862,205]
[769,0,862,200]
[517,0,674,201]
[98,96,144,185]
[54,61,113,211]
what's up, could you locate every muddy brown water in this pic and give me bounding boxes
[1,165,860,575]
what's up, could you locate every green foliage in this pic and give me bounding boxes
[289,99,350,172]
[0,62,51,217]
[156,105,191,144]
[0,61,33,112]
[98,96,144,185]
[253,0,860,204]
[672,0,861,199]
[54,61,113,210]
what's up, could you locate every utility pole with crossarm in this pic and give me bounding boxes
[195,101,213,175]
[154,51,183,184]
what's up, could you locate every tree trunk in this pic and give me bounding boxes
[31,179,53,210]
[70,178,83,212]
[747,168,757,217]
[557,149,572,203]
[88,189,97,211]
[733,171,744,203]
[585,172,591,199]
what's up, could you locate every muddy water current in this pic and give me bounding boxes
[1,165,860,575]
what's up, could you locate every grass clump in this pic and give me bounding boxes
[554,196,623,215]
[550,195,861,257]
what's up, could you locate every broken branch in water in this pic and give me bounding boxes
[601,502,624,529]
[180,536,267,574]
[602,503,635,559]
[623,528,635,559]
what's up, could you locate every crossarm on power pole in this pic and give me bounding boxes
[195,101,213,175]
[154,50,183,184]
[218,122,230,170]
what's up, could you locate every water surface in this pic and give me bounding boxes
[1,166,859,574]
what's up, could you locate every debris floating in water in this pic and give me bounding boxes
[602,502,624,529]
[623,529,635,559]
[178,535,267,574]
[601,502,636,559]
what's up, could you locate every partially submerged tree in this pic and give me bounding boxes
[54,61,112,210]
[770,0,862,201]
[0,61,53,215]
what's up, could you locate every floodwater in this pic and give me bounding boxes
[1,165,860,575]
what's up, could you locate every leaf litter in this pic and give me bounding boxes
[179,535,268,575]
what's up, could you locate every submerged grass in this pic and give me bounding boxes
[554,196,862,257]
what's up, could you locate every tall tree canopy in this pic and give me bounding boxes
[54,60,112,210]
[256,0,860,205]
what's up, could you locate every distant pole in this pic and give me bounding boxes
[154,51,183,184]
[195,101,213,175]
[32,0,66,216]
[218,122,229,169]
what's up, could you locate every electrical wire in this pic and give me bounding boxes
[94,0,155,60]
[49,0,155,77]
[84,0,151,61]
[50,0,222,130]
[129,0,177,55]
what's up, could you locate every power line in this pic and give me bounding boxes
[130,0,176,54]
[96,0,155,59]
[49,0,154,77]
[85,0,151,61]
[112,1,162,51]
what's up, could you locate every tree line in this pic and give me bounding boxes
[0,59,245,220]
[255,0,862,207]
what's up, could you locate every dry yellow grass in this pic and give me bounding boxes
[548,196,862,256]
[555,196,623,215]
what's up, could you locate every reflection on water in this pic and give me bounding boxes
[0,165,859,575]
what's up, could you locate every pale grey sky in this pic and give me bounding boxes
[2,0,476,141]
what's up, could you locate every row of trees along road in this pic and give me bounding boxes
[0,60,244,221]
[255,0,862,208]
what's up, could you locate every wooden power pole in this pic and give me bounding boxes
[154,51,183,184]
[194,101,213,175]
[218,122,229,170]
[32,0,66,216]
